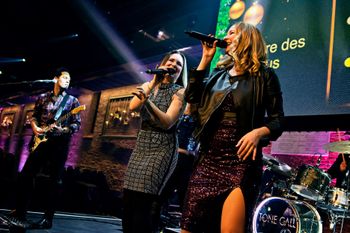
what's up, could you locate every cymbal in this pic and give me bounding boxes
[323,141,350,153]
[263,154,292,177]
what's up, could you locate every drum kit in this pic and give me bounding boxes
[253,141,350,233]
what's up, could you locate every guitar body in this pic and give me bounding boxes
[28,104,86,153]
[30,134,48,153]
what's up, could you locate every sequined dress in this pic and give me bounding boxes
[181,90,261,232]
[124,83,183,195]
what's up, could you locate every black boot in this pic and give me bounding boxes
[1,211,32,229]
[32,217,52,229]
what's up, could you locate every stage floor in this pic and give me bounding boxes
[0,209,123,233]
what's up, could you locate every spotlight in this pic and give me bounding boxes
[243,2,264,26]
[157,30,170,40]
[230,0,246,20]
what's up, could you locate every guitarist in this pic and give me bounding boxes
[3,67,81,229]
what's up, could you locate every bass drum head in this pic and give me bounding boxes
[252,197,322,233]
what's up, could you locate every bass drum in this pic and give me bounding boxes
[252,197,322,233]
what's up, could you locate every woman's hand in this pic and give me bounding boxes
[197,35,218,70]
[236,127,270,161]
[149,65,170,87]
[201,35,217,59]
[132,87,148,101]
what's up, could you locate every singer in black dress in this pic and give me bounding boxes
[180,22,284,233]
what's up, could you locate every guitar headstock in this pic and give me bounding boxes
[71,105,86,114]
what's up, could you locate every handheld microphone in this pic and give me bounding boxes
[145,68,176,75]
[185,31,228,48]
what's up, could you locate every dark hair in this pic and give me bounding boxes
[159,50,188,87]
[54,67,70,78]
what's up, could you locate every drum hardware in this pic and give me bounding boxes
[316,187,350,233]
[262,154,293,177]
[327,208,349,233]
[258,155,294,201]
[315,152,322,168]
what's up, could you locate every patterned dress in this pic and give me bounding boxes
[124,83,184,195]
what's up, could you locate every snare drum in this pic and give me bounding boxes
[290,165,331,201]
[253,197,322,233]
[318,187,350,212]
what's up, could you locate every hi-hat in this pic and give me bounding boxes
[263,154,292,177]
[323,141,350,153]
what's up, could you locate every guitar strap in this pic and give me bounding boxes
[54,93,70,121]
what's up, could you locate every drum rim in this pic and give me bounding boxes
[290,184,326,201]
[325,187,350,210]
[252,196,322,233]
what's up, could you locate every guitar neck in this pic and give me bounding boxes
[45,105,85,130]
[56,112,72,125]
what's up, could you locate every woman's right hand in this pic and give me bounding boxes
[132,87,148,101]
[197,36,217,70]
[201,36,217,58]
[149,65,169,87]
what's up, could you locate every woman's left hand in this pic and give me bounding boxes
[236,127,269,161]
[132,87,148,101]
[236,130,259,161]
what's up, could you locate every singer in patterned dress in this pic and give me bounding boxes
[123,50,188,233]
[180,22,284,233]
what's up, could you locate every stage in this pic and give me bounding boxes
[0,210,123,233]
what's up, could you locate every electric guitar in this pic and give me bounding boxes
[30,105,86,153]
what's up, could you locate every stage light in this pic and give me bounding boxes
[75,0,145,82]
[229,0,246,20]
[0,71,2,75]
[344,57,350,68]
[157,30,170,41]
[0,57,26,63]
[177,46,192,52]
[243,1,264,26]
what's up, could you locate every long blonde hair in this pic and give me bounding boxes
[217,22,267,77]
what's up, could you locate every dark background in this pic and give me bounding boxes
[0,1,349,226]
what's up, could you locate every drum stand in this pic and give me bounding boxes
[328,171,350,233]
[328,209,348,233]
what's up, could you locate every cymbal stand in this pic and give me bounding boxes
[328,209,347,233]
[329,169,350,233]
[256,167,274,202]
